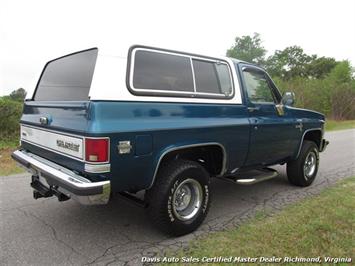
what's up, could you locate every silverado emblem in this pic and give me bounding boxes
[56,139,80,152]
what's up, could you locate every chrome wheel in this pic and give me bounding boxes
[303,151,317,179]
[172,178,203,221]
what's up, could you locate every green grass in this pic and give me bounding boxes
[325,120,355,131]
[0,147,24,176]
[162,177,355,265]
[0,138,19,150]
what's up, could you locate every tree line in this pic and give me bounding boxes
[227,33,355,120]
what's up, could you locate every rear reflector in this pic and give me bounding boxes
[85,138,109,162]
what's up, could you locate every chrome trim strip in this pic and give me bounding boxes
[295,128,322,159]
[148,142,227,189]
[12,150,110,205]
[84,163,111,173]
[190,57,197,93]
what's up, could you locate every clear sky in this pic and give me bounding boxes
[1,0,354,97]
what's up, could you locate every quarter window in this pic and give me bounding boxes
[130,48,234,98]
[215,63,233,96]
[133,50,194,92]
[193,60,232,96]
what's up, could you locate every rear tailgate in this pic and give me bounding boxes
[20,102,90,174]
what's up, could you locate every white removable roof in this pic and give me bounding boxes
[89,49,242,104]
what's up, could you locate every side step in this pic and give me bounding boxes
[222,168,279,185]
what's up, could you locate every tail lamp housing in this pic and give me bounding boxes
[85,138,109,163]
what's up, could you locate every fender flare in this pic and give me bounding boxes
[147,142,227,189]
[295,128,322,159]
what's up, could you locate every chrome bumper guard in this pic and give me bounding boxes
[12,150,110,205]
[320,139,329,152]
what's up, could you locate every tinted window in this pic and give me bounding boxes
[215,63,233,96]
[34,49,98,101]
[242,70,275,103]
[133,50,194,92]
[193,60,219,94]
[193,60,232,95]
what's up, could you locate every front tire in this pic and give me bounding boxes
[287,140,319,187]
[145,160,211,236]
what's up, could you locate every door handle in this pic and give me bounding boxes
[248,106,260,112]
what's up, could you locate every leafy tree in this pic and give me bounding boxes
[226,33,266,65]
[0,97,23,140]
[327,60,353,83]
[9,88,26,102]
[265,46,339,80]
[306,56,338,79]
[265,46,312,80]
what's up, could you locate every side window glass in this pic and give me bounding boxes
[133,50,194,92]
[192,60,233,96]
[242,69,275,104]
[215,63,233,96]
[130,47,234,99]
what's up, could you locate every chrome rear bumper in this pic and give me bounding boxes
[12,150,110,205]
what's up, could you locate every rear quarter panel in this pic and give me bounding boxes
[89,101,250,192]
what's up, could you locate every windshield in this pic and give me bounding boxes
[34,48,98,101]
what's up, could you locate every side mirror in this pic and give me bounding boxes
[281,92,295,106]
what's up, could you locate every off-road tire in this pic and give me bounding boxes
[287,140,319,187]
[145,160,211,236]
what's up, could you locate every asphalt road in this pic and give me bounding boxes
[1,129,354,266]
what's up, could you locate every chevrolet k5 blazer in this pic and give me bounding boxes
[12,46,329,235]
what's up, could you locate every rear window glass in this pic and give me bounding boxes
[34,49,98,101]
[133,50,194,92]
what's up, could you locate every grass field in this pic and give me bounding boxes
[325,120,355,131]
[162,177,355,265]
[0,147,23,176]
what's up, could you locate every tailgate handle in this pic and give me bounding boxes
[39,116,49,125]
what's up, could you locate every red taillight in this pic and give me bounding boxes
[85,138,109,162]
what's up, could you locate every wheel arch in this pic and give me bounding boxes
[295,128,322,159]
[148,142,227,189]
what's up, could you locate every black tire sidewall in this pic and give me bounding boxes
[287,140,320,187]
[146,160,211,236]
[166,167,210,229]
[301,144,319,185]
[296,141,319,186]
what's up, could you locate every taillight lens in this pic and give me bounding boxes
[85,138,109,162]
